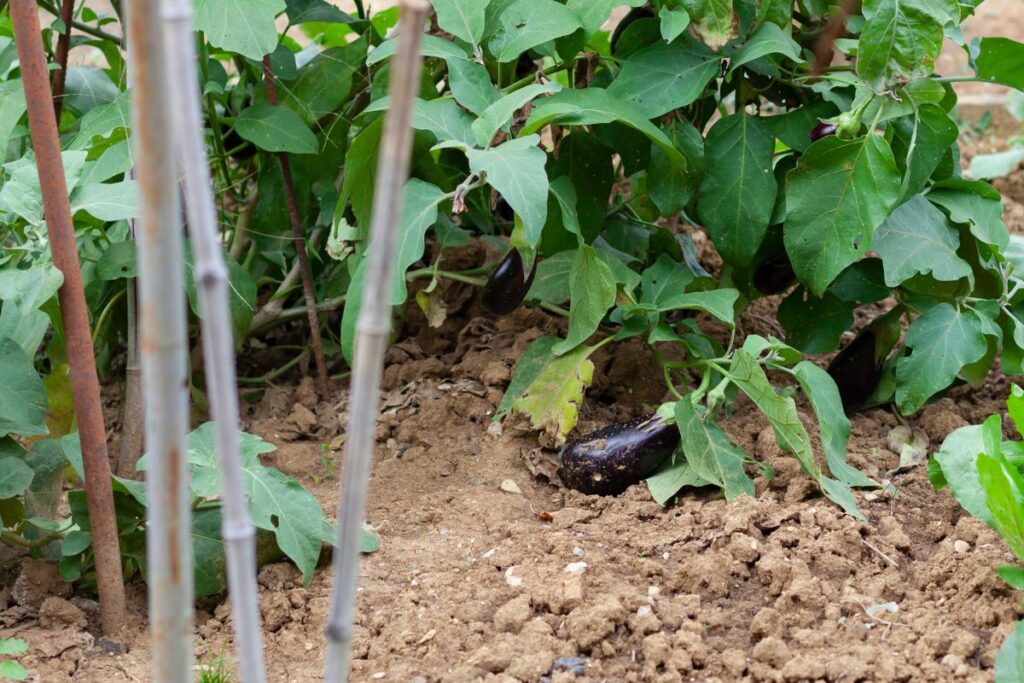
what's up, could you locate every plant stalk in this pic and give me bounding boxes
[126,1,194,680]
[9,0,127,636]
[323,2,428,681]
[50,0,74,125]
[161,2,267,682]
[262,54,330,396]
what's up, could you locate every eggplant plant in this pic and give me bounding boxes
[2,0,1024,597]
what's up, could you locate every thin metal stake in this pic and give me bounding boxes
[323,2,429,681]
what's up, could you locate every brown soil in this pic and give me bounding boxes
[7,4,1024,683]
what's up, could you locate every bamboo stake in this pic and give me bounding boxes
[125,1,194,681]
[160,2,268,682]
[323,2,428,681]
[9,0,127,636]
[51,0,74,125]
[261,55,330,396]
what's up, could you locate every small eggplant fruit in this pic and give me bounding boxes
[752,253,796,294]
[515,52,536,80]
[810,122,838,142]
[495,196,514,222]
[222,126,256,161]
[827,330,883,413]
[610,6,655,53]
[559,415,680,495]
[482,249,536,316]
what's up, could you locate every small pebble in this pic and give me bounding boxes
[572,546,585,557]
[954,540,971,553]
[505,566,523,587]
[564,561,587,574]
[487,422,503,438]
[500,479,522,495]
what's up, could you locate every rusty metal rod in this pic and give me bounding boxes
[51,0,74,124]
[322,2,429,681]
[126,0,194,680]
[261,55,330,396]
[9,0,127,636]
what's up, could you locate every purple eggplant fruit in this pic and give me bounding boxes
[559,415,680,495]
[482,249,536,316]
[810,122,838,142]
[753,253,796,294]
[827,329,882,413]
[495,196,514,222]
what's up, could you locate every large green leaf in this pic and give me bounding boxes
[891,103,959,202]
[0,81,26,156]
[606,40,720,118]
[728,22,804,74]
[472,82,562,147]
[148,423,325,585]
[996,621,1024,683]
[856,0,952,93]
[193,0,286,61]
[0,456,33,499]
[778,290,853,354]
[487,0,582,62]
[896,304,989,414]
[0,338,47,438]
[280,41,365,125]
[552,245,617,354]
[935,420,998,525]
[549,133,614,241]
[697,114,777,266]
[527,249,575,305]
[640,255,695,308]
[71,180,138,221]
[433,0,490,44]
[978,453,1024,562]
[284,0,358,24]
[511,342,596,445]
[872,194,972,287]
[730,349,864,519]
[928,179,1009,251]
[467,136,548,247]
[793,361,877,488]
[973,37,1024,90]
[646,457,710,506]
[236,104,318,154]
[390,180,447,304]
[648,120,704,216]
[567,0,644,36]
[783,135,901,296]
[340,181,446,362]
[521,88,683,166]
[657,289,739,326]
[674,399,754,501]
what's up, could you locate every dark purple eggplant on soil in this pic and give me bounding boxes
[482,249,536,316]
[827,329,883,413]
[810,122,838,142]
[752,253,796,294]
[559,415,680,495]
